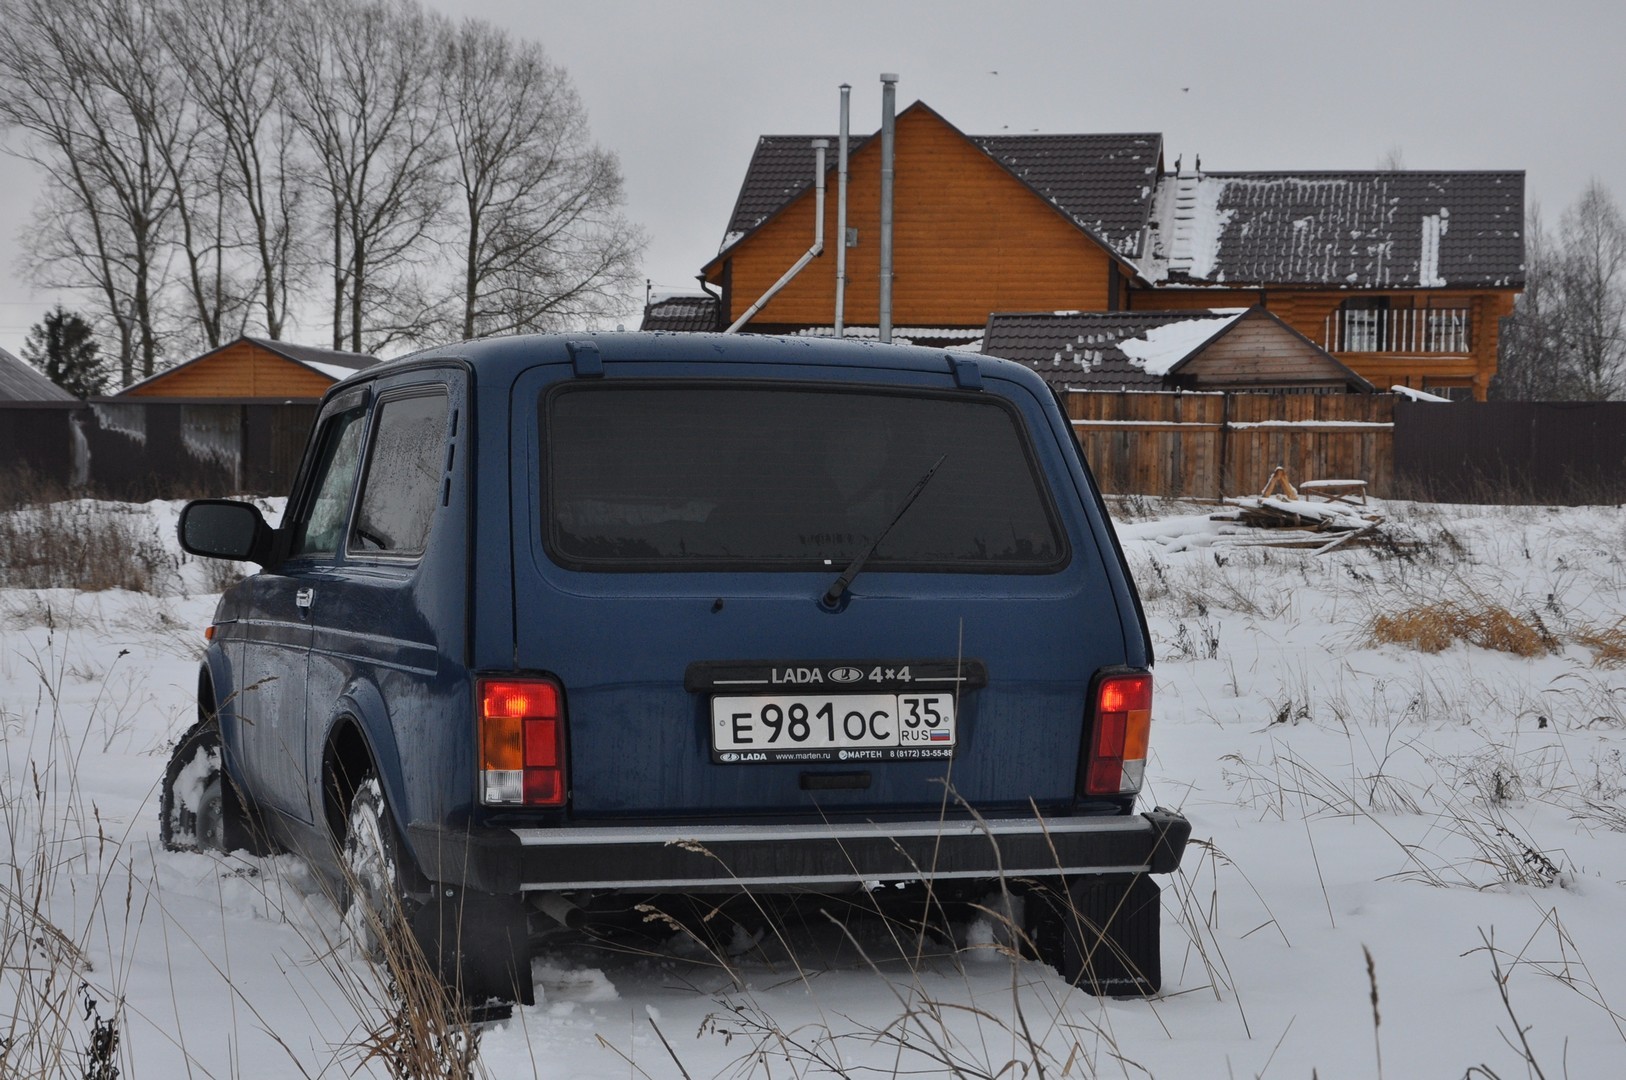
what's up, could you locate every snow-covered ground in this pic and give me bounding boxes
[3,496,1624,1077]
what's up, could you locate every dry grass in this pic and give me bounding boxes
[1369,602,1559,658]
[1,659,140,1080]
[1575,621,1626,667]
[0,501,179,593]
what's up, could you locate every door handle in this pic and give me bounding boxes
[295,587,314,610]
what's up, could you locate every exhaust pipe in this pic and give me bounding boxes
[534,892,585,930]
[726,139,828,333]
[879,72,897,344]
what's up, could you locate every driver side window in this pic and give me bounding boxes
[292,408,368,558]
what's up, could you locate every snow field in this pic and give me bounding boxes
[1,496,1624,1077]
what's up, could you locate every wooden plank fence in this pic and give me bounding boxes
[1065,391,1396,500]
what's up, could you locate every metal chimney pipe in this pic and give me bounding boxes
[879,72,897,344]
[725,139,827,333]
[835,84,850,338]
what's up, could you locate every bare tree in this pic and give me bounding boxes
[0,0,181,384]
[437,19,645,340]
[1555,180,1626,400]
[284,0,446,353]
[1494,206,1567,400]
[3,0,645,363]
[1497,185,1626,401]
[165,0,303,342]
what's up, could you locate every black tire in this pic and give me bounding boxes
[159,717,225,852]
[1028,874,1162,996]
[161,711,273,855]
[342,775,534,1010]
[340,775,417,960]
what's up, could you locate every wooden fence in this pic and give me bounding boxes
[1065,391,1397,499]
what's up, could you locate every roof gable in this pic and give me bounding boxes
[969,133,1161,255]
[1139,170,1525,289]
[712,102,1158,266]
[118,336,378,395]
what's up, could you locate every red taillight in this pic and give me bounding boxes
[1083,673,1152,797]
[479,678,566,806]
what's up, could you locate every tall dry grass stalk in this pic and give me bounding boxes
[1,636,143,1079]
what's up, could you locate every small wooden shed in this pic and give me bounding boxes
[117,337,379,400]
[982,306,1375,393]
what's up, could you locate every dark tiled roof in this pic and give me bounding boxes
[640,295,721,333]
[723,135,871,241]
[0,346,76,401]
[721,122,1158,256]
[970,134,1161,254]
[982,310,1242,392]
[1142,171,1525,289]
[246,337,379,371]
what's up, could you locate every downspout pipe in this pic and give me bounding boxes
[726,139,827,333]
[835,84,850,338]
[879,72,897,344]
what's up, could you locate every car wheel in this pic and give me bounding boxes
[160,718,223,852]
[341,774,415,959]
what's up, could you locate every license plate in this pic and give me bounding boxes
[712,692,957,763]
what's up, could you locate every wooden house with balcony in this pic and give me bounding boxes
[1129,169,1522,399]
[690,102,1523,399]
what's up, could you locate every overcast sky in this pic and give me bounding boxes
[2,0,1621,359]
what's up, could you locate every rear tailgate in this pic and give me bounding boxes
[506,355,1135,821]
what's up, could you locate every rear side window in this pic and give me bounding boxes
[351,392,449,557]
[544,382,1065,571]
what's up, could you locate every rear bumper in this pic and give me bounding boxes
[407,807,1191,895]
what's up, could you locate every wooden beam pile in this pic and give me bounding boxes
[1207,467,1388,552]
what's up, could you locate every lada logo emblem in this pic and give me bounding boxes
[828,666,864,684]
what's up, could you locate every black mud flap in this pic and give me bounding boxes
[410,888,535,1011]
[1027,874,1161,996]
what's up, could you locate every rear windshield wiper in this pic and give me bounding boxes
[822,453,947,609]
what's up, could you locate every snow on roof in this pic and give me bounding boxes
[1117,312,1244,375]
[1137,171,1523,289]
[304,361,362,382]
[648,289,712,306]
[789,326,984,341]
[1390,383,1454,402]
[1157,173,1233,280]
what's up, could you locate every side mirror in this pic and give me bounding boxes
[178,500,275,566]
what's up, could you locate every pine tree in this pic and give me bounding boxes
[21,305,110,397]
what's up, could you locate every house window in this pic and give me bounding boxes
[1421,382,1474,402]
[1339,297,1390,352]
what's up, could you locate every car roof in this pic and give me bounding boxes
[340,331,1037,394]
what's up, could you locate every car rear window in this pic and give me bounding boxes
[543,382,1066,571]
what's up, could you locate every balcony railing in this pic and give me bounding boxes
[1323,307,1472,354]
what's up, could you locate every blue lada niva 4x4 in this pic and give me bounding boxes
[162,331,1190,1006]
